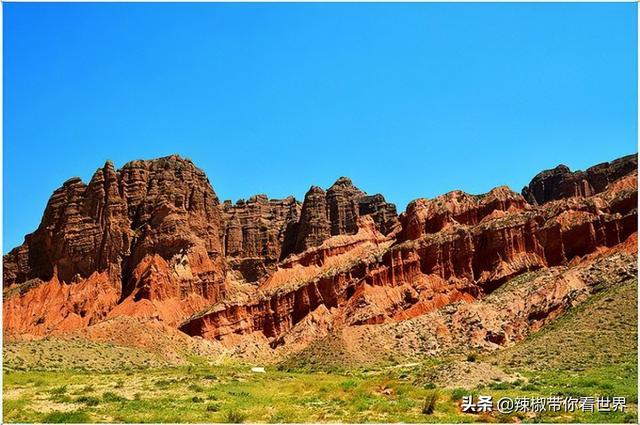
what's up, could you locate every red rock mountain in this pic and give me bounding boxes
[3,154,637,358]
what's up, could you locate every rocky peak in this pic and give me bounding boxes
[327,177,365,236]
[294,179,398,253]
[522,154,637,205]
[328,176,357,189]
[3,155,226,290]
[295,186,331,252]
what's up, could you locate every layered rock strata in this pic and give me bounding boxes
[222,195,301,282]
[4,156,227,332]
[179,170,637,348]
[3,153,637,357]
[522,153,637,205]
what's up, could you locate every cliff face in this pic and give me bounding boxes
[178,171,637,346]
[222,195,301,282]
[295,178,398,252]
[3,153,637,357]
[522,153,637,205]
[4,156,227,333]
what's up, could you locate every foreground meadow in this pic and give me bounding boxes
[3,357,637,423]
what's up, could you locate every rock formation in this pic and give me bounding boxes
[522,153,637,205]
[4,155,227,332]
[295,178,398,252]
[178,171,637,346]
[3,153,637,360]
[222,195,301,282]
[295,186,331,253]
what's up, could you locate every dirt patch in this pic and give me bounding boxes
[423,361,524,389]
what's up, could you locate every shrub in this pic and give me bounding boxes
[192,396,204,403]
[76,396,100,406]
[206,403,220,412]
[224,409,247,423]
[466,352,478,362]
[489,382,510,390]
[188,383,204,392]
[43,411,90,423]
[103,392,126,402]
[340,380,357,390]
[422,390,438,414]
[50,385,68,395]
[80,385,95,394]
[451,388,466,401]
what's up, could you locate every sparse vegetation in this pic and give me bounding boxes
[223,408,247,423]
[76,395,100,406]
[422,390,438,414]
[103,391,126,402]
[450,388,467,401]
[4,355,635,423]
[42,410,91,423]
[206,403,220,412]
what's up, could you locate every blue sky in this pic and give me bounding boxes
[4,3,637,253]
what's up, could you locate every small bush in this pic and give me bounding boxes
[76,395,100,406]
[466,352,478,362]
[103,392,126,402]
[43,411,91,423]
[340,379,357,390]
[50,385,68,395]
[451,388,466,401]
[80,385,95,394]
[520,383,540,391]
[422,390,438,414]
[224,409,247,423]
[192,396,204,403]
[489,382,510,390]
[188,383,204,392]
[206,403,220,412]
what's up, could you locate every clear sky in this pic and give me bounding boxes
[4,3,637,253]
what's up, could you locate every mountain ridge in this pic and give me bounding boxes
[3,153,637,362]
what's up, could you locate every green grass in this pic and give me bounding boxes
[3,338,168,372]
[494,279,637,372]
[3,358,637,423]
[42,410,91,423]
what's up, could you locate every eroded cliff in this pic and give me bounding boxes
[3,153,637,359]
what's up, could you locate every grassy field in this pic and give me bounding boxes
[3,357,637,423]
[3,280,637,423]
